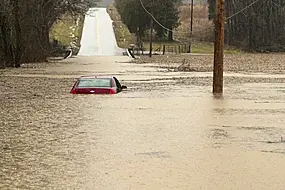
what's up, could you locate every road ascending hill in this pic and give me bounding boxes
[78,8,123,56]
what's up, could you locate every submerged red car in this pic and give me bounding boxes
[70,76,127,94]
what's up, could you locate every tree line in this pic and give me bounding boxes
[0,0,97,68]
[114,0,181,42]
[117,0,285,52]
[208,0,285,51]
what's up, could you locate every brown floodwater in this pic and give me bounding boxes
[1,56,285,189]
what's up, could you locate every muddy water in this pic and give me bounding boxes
[1,56,285,189]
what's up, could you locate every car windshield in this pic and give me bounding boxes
[77,78,111,88]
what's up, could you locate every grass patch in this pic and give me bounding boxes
[50,14,85,54]
[142,41,241,54]
[191,43,213,54]
[107,4,135,48]
[191,43,241,54]
[143,41,181,51]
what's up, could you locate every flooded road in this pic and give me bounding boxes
[1,56,285,189]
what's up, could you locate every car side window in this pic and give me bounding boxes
[113,77,122,89]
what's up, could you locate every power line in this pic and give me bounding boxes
[139,0,264,31]
[272,1,281,7]
[139,0,188,34]
[225,0,262,20]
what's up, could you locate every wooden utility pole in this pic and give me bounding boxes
[213,0,225,93]
[189,0,194,53]
[12,0,21,68]
[149,0,154,57]
[149,17,153,57]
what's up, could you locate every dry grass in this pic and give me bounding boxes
[173,4,240,53]
[174,4,214,42]
[179,4,208,20]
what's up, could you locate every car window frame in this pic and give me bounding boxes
[76,78,112,88]
[113,77,122,92]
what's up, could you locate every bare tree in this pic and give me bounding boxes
[0,0,98,68]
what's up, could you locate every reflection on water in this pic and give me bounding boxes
[1,62,285,189]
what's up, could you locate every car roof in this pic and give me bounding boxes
[79,75,114,79]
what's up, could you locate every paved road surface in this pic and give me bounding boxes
[78,8,122,56]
